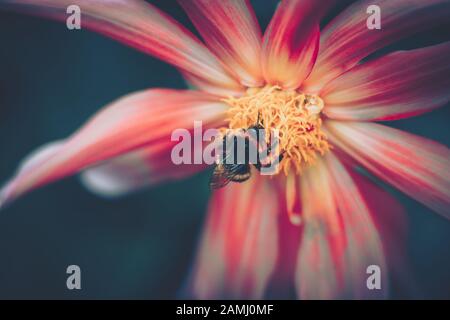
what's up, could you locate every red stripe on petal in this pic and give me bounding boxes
[4,0,241,93]
[296,154,387,299]
[80,114,225,197]
[261,0,324,89]
[180,0,263,87]
[304,0,450,92]
[322,42,450,121]
[326,121,450,218]
[188,175,279,299]
[0,89,226,208]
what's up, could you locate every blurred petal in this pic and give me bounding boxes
[326,121,450,218]
[322,42,450,121]
[182,71,245,97]
[296,153,386,299]
[180,0,263,87]
[80,122,221,197]
[304,0,450,92]
[0,89,226,208]
[348,166,419,296]
[347,164,409,267]
[261,0,324,89]
[188,175,279,299]
[3,0,241,92]
[266,175,302,297]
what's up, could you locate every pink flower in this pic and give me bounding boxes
[1,0,449,299]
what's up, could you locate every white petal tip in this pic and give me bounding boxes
[0,183,15,211]
[79,169,132,198]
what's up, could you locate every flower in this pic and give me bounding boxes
[1,0,449,299]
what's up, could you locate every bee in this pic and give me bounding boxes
[210,115,284,189]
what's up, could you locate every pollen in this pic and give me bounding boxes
[223,85,330,175]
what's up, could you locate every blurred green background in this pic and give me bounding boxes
[0,0,449,299]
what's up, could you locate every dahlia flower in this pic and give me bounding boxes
[1,0,449,299]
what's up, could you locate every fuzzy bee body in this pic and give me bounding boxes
[209,163,251,189]
[210,120,283,189]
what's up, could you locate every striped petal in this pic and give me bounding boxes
[80,123,220,197]
[326,121,450,218]
[261,0,324,89]
[3,0,241,93]
[304,0,450,92]
[179,0,263,87]
[296,153,386,299]
[188,175,279,299]
[347,165,408,278]
[182,71,245,97]
[322,42,450,121]
[0,89,226,208]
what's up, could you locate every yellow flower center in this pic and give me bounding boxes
[223,85,330,175]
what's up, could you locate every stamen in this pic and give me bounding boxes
[223,85,330,175]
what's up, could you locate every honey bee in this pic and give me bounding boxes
[210,115,284,189]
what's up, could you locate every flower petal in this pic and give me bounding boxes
[0,89,226,208]
[80,128,215,197]
[179,0,263,87]
[187,175,279,299]
[326,121,450,218]
[261,0,324,89]
[304,0,450,92]
[182,70,245,97]
[296,153,386,299]
[263,175,302,297]
[322,42,450,121]
[3,0,241,92]
[347,164,409,283]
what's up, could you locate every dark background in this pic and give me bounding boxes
[0,0,449,299]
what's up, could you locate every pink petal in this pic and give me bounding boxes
[182,70,245,97]
[326,121,450,218]
[322,42,450,121]
[188,175,279,299]
[347,162,410,284]
[0,89,226,208]
[304,0,450,92]
[179,0,263,87]
[296,153,387,299]
[261,0,324,89]
[4,0,241,93]
[80,125,218,197]
[265,175,302,297]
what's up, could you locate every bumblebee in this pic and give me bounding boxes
[210,116,283,189]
